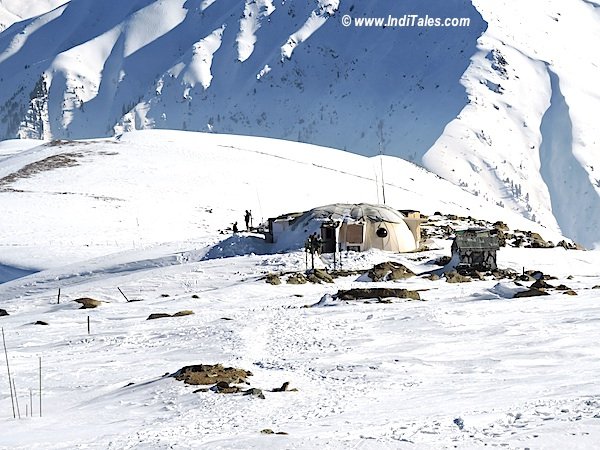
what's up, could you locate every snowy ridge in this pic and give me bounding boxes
[0,130,566,271]
[425,0,600,246]
[179,26,225,90]
[281,0,339,60]
[0,0,66,31]
[237,0,275,62]
[0,0,599,246]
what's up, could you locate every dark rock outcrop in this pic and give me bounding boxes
[265,273,281,285]
[514,288,549,298]
[74,297,102,309]
[336,288,420,301]
[173,363,252,385]
[367,261,415,282]
[444,271,471,283]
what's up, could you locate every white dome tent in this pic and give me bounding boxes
[267,203,422,253]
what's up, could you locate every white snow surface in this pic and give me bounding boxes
[1,130,600,448]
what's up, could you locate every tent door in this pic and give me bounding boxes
[320,226,337,254]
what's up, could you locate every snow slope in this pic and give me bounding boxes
[0,130,566,272]
[1,130,600,449]
[0,0,67,31]
[0,1,599,237]
[424,0,600,248]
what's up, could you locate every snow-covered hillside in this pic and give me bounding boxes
[425,0,600,249]
[0,0,599,245]
[0,0,67,31]
[1,130,600,449]
[0,130,565,273]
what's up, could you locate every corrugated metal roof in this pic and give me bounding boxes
[454,229,499,251]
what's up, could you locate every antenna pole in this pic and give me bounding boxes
[379,141,387,205]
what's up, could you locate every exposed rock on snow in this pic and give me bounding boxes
[260,428,289,435]
[242,387,265,399]
[0,152,82,190]
[306,268,334,284]
[513,288,550,298]
[173,364,252,386]
[444,271,472,284]
[531,278,555,290]
[335,288,421,301]
[147,310,194,320]
[211,381,242,394]
[74,297,103,309]
[147,313,171,320]
[310,293,338,307]
[270,381,296,392]
[367,261,415,282]
[286,273,307,284]
[264,273,281,285]
[490,282,528,299]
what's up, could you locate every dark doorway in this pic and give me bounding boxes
[321,225,337,254]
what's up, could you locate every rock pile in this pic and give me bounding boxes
[74,298,103,309]
[173,363,252,386]
[146,310,194,320]
[335,288,421,301]
[367,261,415,282]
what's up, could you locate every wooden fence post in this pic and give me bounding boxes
[2,328,16,418]
[12,377,20,419]
[117,287,130,302]
[39,357,42,418]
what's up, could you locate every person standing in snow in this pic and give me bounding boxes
[313,233,323,255]
[244,210,252,231]
[304,233,323,270]
[232,222,239,233]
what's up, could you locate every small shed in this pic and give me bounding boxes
[264,212,304,244]
[451,228,500,271]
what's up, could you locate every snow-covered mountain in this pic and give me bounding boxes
[0,0,599,246]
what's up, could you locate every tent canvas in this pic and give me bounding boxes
[271,203,420,253]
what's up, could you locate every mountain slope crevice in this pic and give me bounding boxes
[539,68,600,248]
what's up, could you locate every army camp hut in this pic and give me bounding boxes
[264,203,424,253]
[451,228,500,270]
